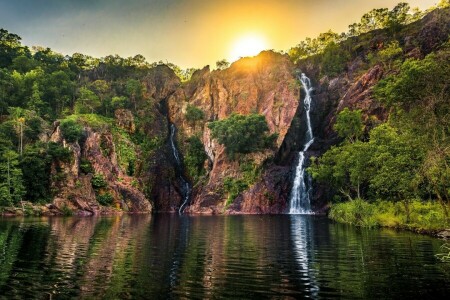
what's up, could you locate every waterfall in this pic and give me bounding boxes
[169,124,191,214]
[289,73,314,214]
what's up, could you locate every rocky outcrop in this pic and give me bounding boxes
[166,51,300,213]
[50,124,152,215]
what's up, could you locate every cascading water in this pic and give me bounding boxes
[169,124,191,214]
[289,73,314,214]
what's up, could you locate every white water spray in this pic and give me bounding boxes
[289,73,314,214]
[169,124,191,214]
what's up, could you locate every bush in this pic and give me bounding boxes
[329,199,449,230]
[185,104,204,122]
[97,193,114,206]
[208,113,277,159]
[223,177,248,206]
[60,119,83,143]
[80,158,93,174]
[184,136,207,183]
[91,173,107,189]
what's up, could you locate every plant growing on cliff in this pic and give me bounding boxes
[184,135,207,183]
[91,173,107,189]
[185,104,204,123]
[97,192,114,206]
[208,113,277,159]
[333,108,364,143]
[60,119,83,143]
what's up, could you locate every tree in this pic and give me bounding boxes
[208,113,277,159]
[126,79,143,110]
[74,87,101,114]
[185,104,204,126]
[0,150,25,206]
[216,59,230,70]
[377,40,403,70]
[333,108,364,143]
[321,42,350,76]
[90,80,111,115]
[60,119,83,143]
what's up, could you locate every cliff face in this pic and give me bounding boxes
[167,51,299,213]
[48,8,449,215]
[50,123,152,215]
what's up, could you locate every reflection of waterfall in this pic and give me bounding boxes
[169,124,191,214]
[290,73,314,214]
[290,215,319,297]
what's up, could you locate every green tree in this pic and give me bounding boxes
[60,119,83,143]
[333,108,364,143]
[321,42,350,76]
[126,79,143,110]
[184,136,207,182]
[0,150,25,206]
[208,113,277,159]
[75,87,101,114]
[216,59,230,70]
[185,104,204,125]
[377,40,403,70]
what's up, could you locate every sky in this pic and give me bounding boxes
[0,0,440,69]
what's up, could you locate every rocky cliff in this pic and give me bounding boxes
[46,7,449,215]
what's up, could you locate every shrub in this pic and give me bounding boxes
[97,193,114,206]
[80,158,93,174]
[91,174,107,189]
[223,177,248,206]
[184,136,207,183]
[208,113,277,159]
[60,119,83,143]
[185,104,204,122]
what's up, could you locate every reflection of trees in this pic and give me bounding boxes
[0,220,24,290]
[0,216,448,298]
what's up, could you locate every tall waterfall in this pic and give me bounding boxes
[289,73,314,214]
[169,124,191,214]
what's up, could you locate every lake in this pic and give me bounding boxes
[0,215,449,299]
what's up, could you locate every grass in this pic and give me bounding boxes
[329,199,449,232]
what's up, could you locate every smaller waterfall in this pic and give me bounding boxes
[169,124,191,214]
[290,73,314,214]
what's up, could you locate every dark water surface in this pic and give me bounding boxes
[0,215,449,299]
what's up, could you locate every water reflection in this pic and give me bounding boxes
[290,215,319,297]
[0,215,449,299]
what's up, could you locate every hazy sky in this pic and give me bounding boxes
[0,0,439,68]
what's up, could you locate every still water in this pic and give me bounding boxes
[0,215,449,299]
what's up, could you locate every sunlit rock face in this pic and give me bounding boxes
[167,51,300,213]
[50,125,152,214]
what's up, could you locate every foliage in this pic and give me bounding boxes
[333,108,364,143]
[223,160,261,205]
[223,177,247,206]
[377,40,403,69]
[97,193,114,206]
[184,136,207,183]
[113,128,137,176]
[74,87,101,114]
[80,158,94,174]
[60,119,83,143]
[91,174,107,189]
[0,150,25,206]
[208,113,277,159]
[312,48,450,228]
[185,104,204,123]
[330,199,449,230]
[216,59,230,70]
[321,42,350,76]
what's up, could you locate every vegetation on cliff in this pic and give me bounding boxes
[308,33,449,230]
[208,113,277,159]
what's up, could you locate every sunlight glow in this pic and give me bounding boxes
[229,35,267,62]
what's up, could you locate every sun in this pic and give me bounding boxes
[229,35,267,62]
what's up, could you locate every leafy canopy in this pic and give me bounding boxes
[208,113,277,159]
